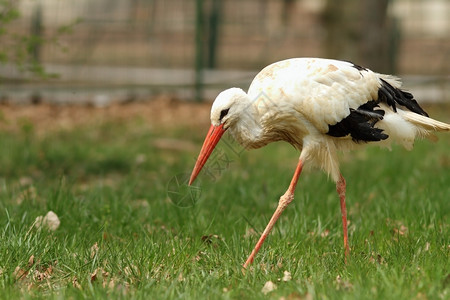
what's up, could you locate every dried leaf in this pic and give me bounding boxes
[282,270,292,282]
[90,242,99,259]
[201,234,221,244]
[34,211,60,231]
[15,186,37,204]
[34,269,48,281]
[107,277,116,289]
[368,252,386,265]
[19,177,34,186]
[320,229,330,238]
[261,280,277,295]
[335,275,353,290]
[90,268,98,282]
[72,277,82,289]
[46,265,54,276]
[102,269,110,288]
[14,266,28,280]
[393,225,408,236]
[243,228,257,238]
[28,255,35,267]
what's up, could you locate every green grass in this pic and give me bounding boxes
[0,109,449,299]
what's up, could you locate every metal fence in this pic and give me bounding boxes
[2,0,449,102]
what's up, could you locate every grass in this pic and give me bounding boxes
[0,105,449,299]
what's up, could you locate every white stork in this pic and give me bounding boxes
[188,58,450,268]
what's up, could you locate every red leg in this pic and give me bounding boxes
[243,159,304,268]
[336,174,350,261]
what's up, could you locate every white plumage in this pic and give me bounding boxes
[189,57,450,268]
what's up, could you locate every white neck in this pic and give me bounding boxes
[228,96,264,149]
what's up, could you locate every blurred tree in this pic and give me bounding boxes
[322,0,398,73]
[0,0,79,79]
[281,0,296,27]
[360,0,390,72]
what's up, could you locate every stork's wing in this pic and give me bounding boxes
[247,58,427,142]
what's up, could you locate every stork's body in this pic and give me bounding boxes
[189,58,450,268]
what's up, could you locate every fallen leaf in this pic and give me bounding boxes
[393,225,408,236]
[307,231,315,237]
[15,186,37,205]
[19,177,34,186]
[425,242,430,251]
[34,211,60,231]
[90,242,99,259]
[107,277,116,289]
[90,268,98,282]
[282,270,292,282]
[261,280,277,295]
[368,252,386,265]
[46,264,54,276]
[201,234,221,244]
[72,277,82,289]
[28,255,35,267]
[320,229,330,238]
[14,266,28,280]
[194,250,207,262]
[276,259,284,270]
[102,269,110,288]
[243,228,257,238]
[34,269,48,281]
[335,275,353,290]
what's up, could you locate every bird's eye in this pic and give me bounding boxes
[219,108,230,121]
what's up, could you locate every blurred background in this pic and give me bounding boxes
[1,0,449,104]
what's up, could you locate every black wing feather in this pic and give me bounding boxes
[378,79,428,117]
[327,76,428,142]
[327,101,388,142]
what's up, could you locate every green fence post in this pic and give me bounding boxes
[207,0,221,69]
[194,0,204,102]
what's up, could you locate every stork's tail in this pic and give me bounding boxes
[378,107,450,150]
[398,111,450,144]
[401,111,450,132]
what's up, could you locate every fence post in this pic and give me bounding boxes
[206,0,221,69]
[30,1,43,63]
[194,0,204,102]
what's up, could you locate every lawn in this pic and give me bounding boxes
[0,102,449,299]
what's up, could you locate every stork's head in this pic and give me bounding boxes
[210,87,247,128]
[189,88,248,185]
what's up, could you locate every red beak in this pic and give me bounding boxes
[189,124,226,185]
